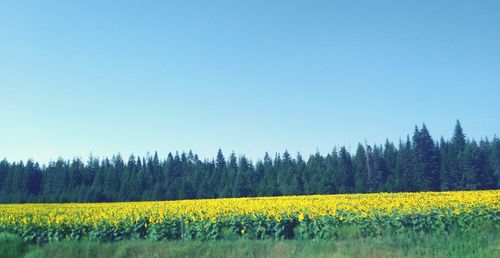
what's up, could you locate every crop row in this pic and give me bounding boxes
[0,190,498,242]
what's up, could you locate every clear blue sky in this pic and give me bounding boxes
[1,1,499,164]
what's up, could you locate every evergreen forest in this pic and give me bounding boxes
[1,121,498,203]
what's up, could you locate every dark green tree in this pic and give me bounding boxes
[412,124,440,191]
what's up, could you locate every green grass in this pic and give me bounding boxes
[1,228,498,258]
[0,233,29,258]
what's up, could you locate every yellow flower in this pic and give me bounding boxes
[0,190,497,241]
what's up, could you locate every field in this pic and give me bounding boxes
[2,228,499,258]
[0,190,498,243]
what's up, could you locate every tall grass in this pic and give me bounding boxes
[0,233,29,258]
[1,223,498,258]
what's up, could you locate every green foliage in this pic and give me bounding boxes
[0,233,29,258]
[0,121,498,204]
[3,224,498,258]
[2,203,498,243]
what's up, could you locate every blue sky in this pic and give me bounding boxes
[1,1,499,163]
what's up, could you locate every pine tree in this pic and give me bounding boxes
[278,150,295,195]
[233,156,250,197]
[412,125,440,191]
[307,152,326,194]
[323,152,338,194]
[451,120,467,189]
[395,137,412,191]
[338,147,355,193]
[452,120,466,152]
[261,153,279,196]
[0,120,497,204]
[490,137,500,188]
[383,140,397,191]
[353,144,368,193]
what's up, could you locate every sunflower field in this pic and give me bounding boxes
[0,190,498,242]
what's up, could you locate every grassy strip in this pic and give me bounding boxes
[1,228,498,258]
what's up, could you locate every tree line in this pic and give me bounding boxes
[0,121,498,203]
